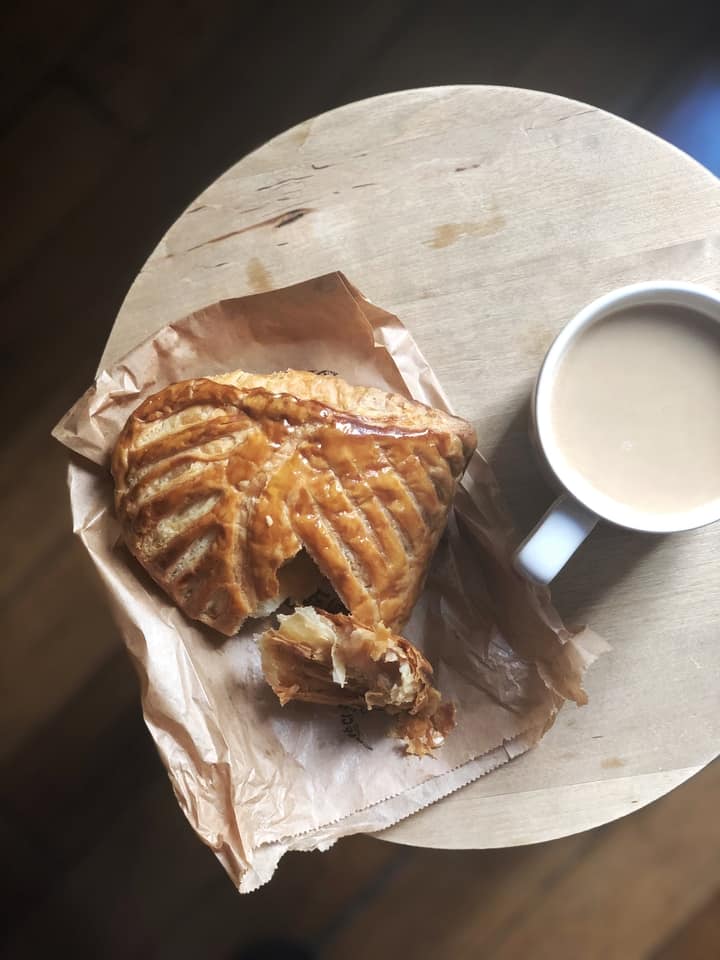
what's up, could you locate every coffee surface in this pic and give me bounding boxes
[550,305,720,515]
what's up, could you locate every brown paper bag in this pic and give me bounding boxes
[53,273,605,891]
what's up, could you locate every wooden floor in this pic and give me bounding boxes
[2,1,719,957]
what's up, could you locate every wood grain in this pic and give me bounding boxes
[324,759,720,960]
[653,887,720,960]
[321,833,593,959]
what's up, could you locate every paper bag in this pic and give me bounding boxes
[54,273,604,891]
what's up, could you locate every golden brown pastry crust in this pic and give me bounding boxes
[112,368,476,636]
[260,607,455,755]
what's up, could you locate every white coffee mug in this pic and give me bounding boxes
[514,281,720,584]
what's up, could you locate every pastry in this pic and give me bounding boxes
[112,368,476,636]
[261,606,456,756]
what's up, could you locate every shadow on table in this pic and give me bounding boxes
[486,397,666,625]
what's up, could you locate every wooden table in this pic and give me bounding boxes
[103,85,720,849]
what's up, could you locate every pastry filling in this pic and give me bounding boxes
[254,550,347,618]
[260,606,455,756]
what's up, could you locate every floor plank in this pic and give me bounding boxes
[0,0,111,125]
[321,760,720,959]
[479,761,720,959]
[4,771,400,960]
[1,420,94,600]
[0,533,123,761]
[342,0,575,104]
[0,647,148,868]
[67,0,243,134]
[158,837,402,960]
[513,0,707,120]
[0,810,55,927]
[319,834,592,959]
[0,80,126,285]
[652,888,720,960]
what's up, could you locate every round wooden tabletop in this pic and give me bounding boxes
[104,85,720,849]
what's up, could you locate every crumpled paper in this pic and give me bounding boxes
[53,273,605,892]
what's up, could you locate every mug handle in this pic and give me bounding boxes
[514,494,598,584]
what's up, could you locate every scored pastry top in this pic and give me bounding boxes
[112,368,476,636]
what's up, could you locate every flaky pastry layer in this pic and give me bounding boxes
[261,606,455,756]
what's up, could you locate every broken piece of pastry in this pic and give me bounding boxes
[112,367,475,755]
[261,606,456,756]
